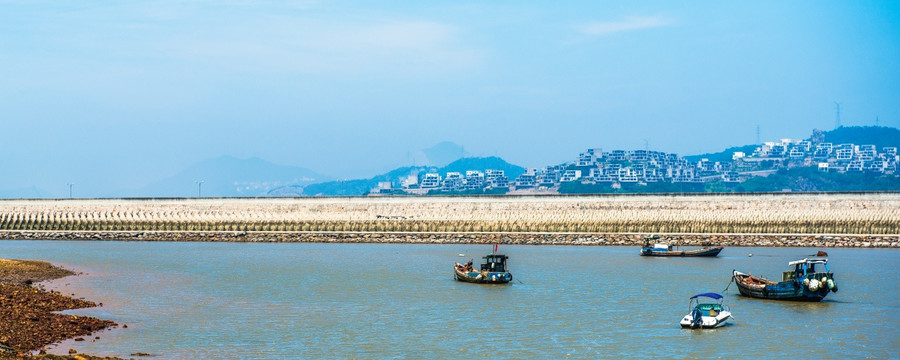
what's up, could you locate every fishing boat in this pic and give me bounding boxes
[732,258,838,301]
[679,293,734,329]
[453,246,512,284]
[640,242,724,257]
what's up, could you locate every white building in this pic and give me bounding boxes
[442,172,464,191]
[560,170,582,182]
[420,173,441,188]
[464,170,485,190]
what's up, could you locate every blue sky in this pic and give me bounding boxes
[1,1,898,196]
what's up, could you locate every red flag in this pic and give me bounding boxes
[494,244,498,253]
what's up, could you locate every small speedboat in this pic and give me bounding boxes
[679,293,733,329]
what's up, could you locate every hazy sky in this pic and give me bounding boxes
[2,1,898,195]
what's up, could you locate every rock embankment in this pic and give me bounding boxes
[2,230,897,248]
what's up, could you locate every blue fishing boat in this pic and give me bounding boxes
[733,257,838,302]
[453,246,512,284]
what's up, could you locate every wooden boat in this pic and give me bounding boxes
[732,258,837,302]
[679,293,734,329]
[454,253,512,284]
[640,243,724,257]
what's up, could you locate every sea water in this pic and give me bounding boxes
[1,241,897,359]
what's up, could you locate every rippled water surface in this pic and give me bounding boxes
[2,241,898,359]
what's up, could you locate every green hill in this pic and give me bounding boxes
[823,126,900,148]
[732,167,900,192]
[684,144,758,163]
[439,156,525,181]
[298,157,524,196]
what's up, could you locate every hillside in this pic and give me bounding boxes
[684,144,758,163]
[730,167,900,192]
[823,126,900,148]
[298,156,525,196]
[686,126,899,163]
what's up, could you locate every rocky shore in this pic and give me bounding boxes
[2,230,897,248]
[0,259,120,359]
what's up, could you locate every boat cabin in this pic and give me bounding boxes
[693,303,724,317]
[783,258,829,281]
[480,254,509,272]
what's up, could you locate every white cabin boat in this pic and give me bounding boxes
[679,293,733,329]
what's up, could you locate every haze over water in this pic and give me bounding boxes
[3,241,897,359]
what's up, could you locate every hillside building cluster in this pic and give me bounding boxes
[371,134,898,194]
[737,139,898,175]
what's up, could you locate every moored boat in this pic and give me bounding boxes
[679,293,734,329]
[732,258,838,302]
[640,238,724,257]
[641,244,724,257]
[454,248,512,284]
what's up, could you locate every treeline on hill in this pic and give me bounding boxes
[559,168,900,194]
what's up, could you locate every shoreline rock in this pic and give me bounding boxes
[0,260,118,356]
[1,230,897,248]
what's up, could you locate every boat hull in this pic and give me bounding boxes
[679,312,732,329]
[641,246,724,257]
[733,271,832,301]
[453,266,512,284]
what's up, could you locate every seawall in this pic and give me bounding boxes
[2,194,899,247]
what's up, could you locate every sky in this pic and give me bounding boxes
[1,1,899,196]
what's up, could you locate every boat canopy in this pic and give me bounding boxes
[788,258,828,266]
[690,292,723,300]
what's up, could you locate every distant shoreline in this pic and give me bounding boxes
[1,230,897,248]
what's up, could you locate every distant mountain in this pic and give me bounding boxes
[297,156,524,196]
[127,156,328,197]
[419,141,468,167]
[0,186,53,199]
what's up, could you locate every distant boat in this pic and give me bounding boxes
[679,293,734,329]
[454,246,512,284]
[732,258,838,302]
[640,243,724,257]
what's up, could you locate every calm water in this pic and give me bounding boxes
[2,241,898,359]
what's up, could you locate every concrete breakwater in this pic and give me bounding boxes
[2,230,897,248]
[1,194,899,246]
